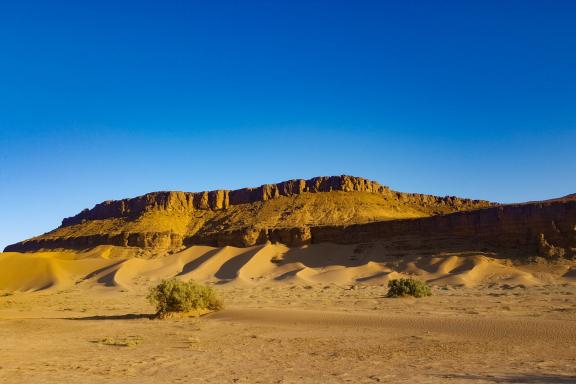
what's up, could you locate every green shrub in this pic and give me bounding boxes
[386,278,432,298]
[148,278,223,316]
[93,336,143,347]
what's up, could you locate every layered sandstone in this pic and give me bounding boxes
[5,232,184,252]
[10,196,575,259]
[308,198,576,257]
[179,198,576,257]
[3,175,513,253]
[60,176,491,227]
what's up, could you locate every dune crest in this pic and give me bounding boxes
[1,244,574,292]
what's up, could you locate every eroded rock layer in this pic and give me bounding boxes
[59,176,490,227]
[310,199,576,258]
[182,198,576,256]
[15,175,565,255]
[7,197,576,259]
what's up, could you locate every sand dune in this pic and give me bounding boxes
[0,251,116,291]
[1,244,575,383]
[1,243,574,292]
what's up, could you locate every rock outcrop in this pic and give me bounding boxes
[60,176,492,227]
[173,198,576,258]
[8,195,575,259]
[5,175,520,254]
[307,199,576,257]
[5,232,184,252]
[12,198,576,258]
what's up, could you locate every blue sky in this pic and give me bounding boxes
[1,0,575,249]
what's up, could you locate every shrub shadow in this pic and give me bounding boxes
[64,313,154,320]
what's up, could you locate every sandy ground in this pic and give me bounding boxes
[1,282,575,384]
[1,244,575,383]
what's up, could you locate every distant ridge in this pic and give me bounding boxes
[60,175,491,227]
[6,175,576,260]
[6,175,495,252]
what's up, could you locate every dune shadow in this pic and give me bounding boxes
[80,260,126,287]
[440,374,576,383]
[356,271,391,282]
[214,247,263,280]
[177,248,221,276]
[82,260,125,281]
[278,246,368,268]
[65,313,154,320]
[274,267,306,281]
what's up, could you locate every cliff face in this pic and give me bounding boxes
[60,176,491,227]
[8,198,575,259]
[309,199,576,257]
[60,176,385,226]
[5,232,183,253]
[180,198,576,256]
[4,175,509,253]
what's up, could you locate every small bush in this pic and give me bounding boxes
[93,335,143,347]
[386,278,432,298]
[148,278,223,316]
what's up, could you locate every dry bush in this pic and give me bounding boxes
[148,278,223,317]
[386,278,432,298]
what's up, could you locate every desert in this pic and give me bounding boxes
[2,2,576,382]
[1,176,575,383]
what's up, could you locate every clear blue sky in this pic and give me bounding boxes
[1,1,575,249]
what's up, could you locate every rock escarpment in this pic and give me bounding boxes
[5,175,531,254]
[5,232,183,253]
[8,197,575,259]
[309,199,576,258]
[180,198,576,257]
[60,176,492,227]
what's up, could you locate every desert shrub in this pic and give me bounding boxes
[148,278,223,316]
[386,278,432,298]
[93,336,143,347]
